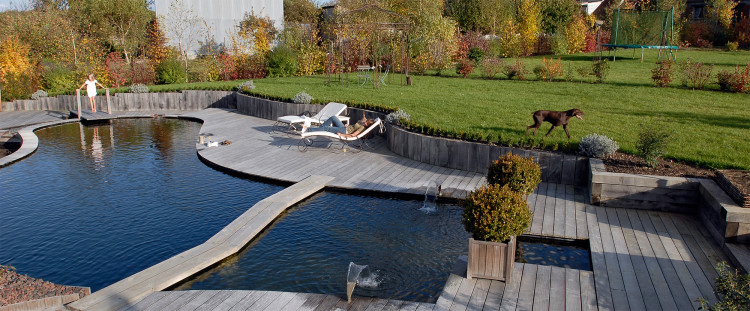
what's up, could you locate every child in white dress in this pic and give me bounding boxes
[78,74,106,113]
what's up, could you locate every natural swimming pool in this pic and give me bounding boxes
[0,118,590,303]
[0,119,283,291]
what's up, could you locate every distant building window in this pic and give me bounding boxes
[692,6,705,20]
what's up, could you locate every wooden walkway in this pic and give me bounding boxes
[120,290,436,311]
[190,109,485,199]
[69,175,335,311]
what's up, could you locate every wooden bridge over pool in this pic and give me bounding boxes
[0,108,739,311]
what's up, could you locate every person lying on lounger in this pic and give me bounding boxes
[301,113,375,138]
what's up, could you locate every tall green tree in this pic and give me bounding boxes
[69,0,152,63]
[538,0,579,34]
[284,0,320,25]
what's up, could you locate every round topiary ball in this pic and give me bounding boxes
[487,152,542,196]
[462,184,532,243]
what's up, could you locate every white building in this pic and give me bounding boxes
[155,0,283,53]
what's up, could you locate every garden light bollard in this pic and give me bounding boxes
[76,89,82,120]
[106,88,111,114]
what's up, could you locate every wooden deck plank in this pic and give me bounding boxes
[136,291,189,311]
[564,268,581,311]
[542,183,557,236]
[656,213,716,305]
[120,292,170,311]
[533,265,552,311]
[614,209,660,311]
[605,208,643,311]
[262,291,298,311]
[296,293,328,311]
[465,279,491,311]
[530,183,548,235]
[564,185,577,238]
[625,209,677,311]
[549,266,566,311]
[250,290,283,310]
[449,277,476,311]
[585,204,613,311]
[580,271,597,311]
[176,290,218,311]
[482,280,504,311]
[228,291,265,311]
[498,262,523,311]
[595,207,629,311]
[515,263,538,310]
[203,291,248,311]
[434,274,463,311]
[553,184,567,237]
[636,210,693,311]
[279,293,312,311]
[574,188,588,239]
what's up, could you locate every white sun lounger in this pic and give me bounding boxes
[297,118,383,152]
[273,102,348,134]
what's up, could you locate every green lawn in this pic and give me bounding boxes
[248,49,750,170]
[109,48,749,170]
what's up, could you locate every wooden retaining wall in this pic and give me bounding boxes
[387,125,589,186]
[588,158,700,213]
[589,158,750,245]
[0,91,235,112]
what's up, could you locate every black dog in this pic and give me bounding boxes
[526,108,584,139]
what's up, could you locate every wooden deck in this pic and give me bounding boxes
[119,205,727,311]
[190,109,485,199]
[0,108,734,311]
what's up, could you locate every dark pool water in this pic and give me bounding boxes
[0,119,283,291]
[517,238,591,271]
[177,192,470,303]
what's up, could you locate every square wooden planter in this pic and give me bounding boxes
[467,236,516,281]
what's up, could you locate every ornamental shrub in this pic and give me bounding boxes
[156,58,187,84]
[480,57,505,79]
[385,109,411,125]
[533,57,564,81]
[31,89,48,100]
[487,152,541,196]
[237,80,255,92]
[726,41,739,51]
[129,83,149,93]
[716,65,750,93]
[293,91,313,104]
[717,70,733,91]
[467,47,485,64]
[456,59,475,78]
[636,124,672,168]
[591,59,609,83]
[42,65,76,95]
[699,262,750,311]
[462,184,532,243]
[679,58,714,90]
[651,60,675,87]
[503,59,528,80]
[578,133,619,158]
[267,45,297,78]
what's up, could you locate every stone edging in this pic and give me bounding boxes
[589,158,749,245]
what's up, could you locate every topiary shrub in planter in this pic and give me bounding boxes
[463,184,532,281]
[487,152,542,196]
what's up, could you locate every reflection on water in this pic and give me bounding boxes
[0,119,282,291]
